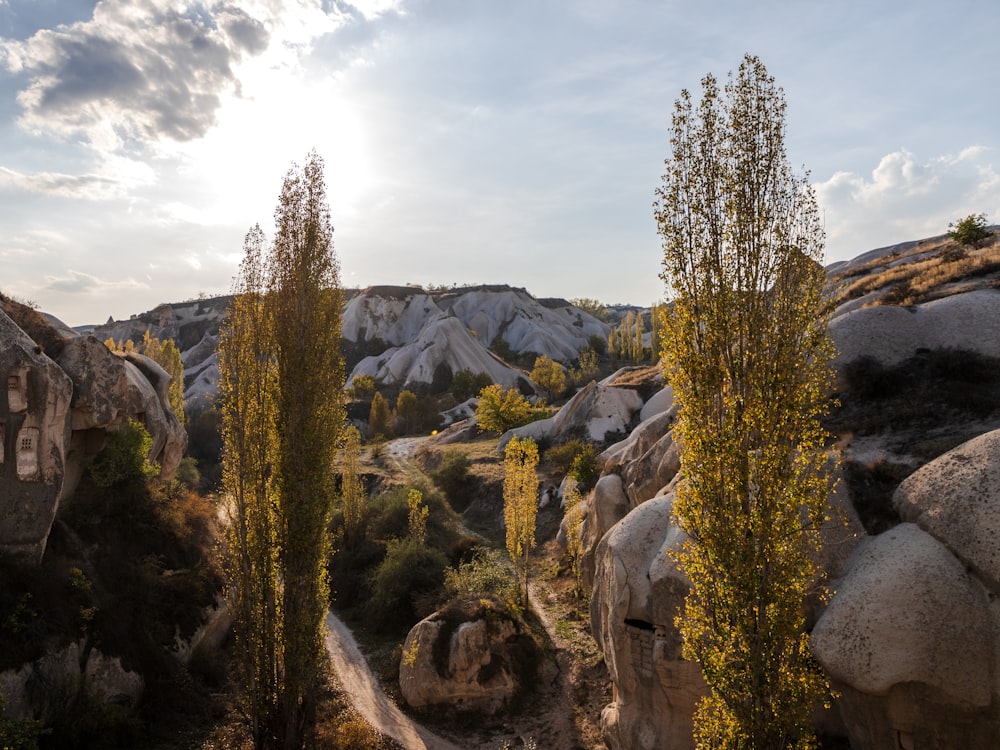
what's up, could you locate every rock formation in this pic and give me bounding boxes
[812,429,1000,749]
[399,597,525,714]
[498,380,644,452]
[589,493,706,750]
[0,308,73,564]
[0,304,186,563]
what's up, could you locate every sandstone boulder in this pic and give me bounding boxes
[894,427,1000,589]
[811,523,998,749]
[578,474,630,591]
[590,493,707,750]
[829,289,1000,368]
[399,598,523,714]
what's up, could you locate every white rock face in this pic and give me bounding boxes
[813,523,991,703]
[350,316,526,391]
[829,289,1000,367]
[438,287,608,361]
[342,286,441,346]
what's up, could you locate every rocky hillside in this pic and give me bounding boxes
[87,284,610,408]
[554,228,1000,749]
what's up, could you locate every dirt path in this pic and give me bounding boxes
[323,610,463,750]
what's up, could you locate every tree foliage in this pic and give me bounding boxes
[218,224,281,747]
[569,297,608,321]
[142,330,187,427]
[449,369,493,402]
[503,436,538,608]
[475,384,535,434]
[367,391,392,440]
[561,479,585,595]
[87,417,159,488]
[655,55,834,749]
[339,426,366,545]
[219,151,345,749]
[530,354,567,400]
[947,212,992,249]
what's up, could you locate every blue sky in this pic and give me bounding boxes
[1,0,998,325]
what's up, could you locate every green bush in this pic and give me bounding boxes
[475,384,545,434]
[87,418,158,487]
[542,439,588,473]
[368,538,448,631]
[444,548,520,611]
[569,444,599,488]
[430,449,474,511]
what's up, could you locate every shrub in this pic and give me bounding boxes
[349,374,377,400]
[530,355,567,400]
[947,212,992,249]
[569,445,599,489]
[444,548,520,611]
[87,418,159,488]
[368,538,448,631]
[430,449,474,511]
[542,439,588,473]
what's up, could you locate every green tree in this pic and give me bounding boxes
[220,151,346,749]
[367,391,392,440]
[503,436,538,608]
[655,55,834,749]
[530,354,567,400]
[406,488,428,546]
[947,212,992,249]
[562,479,585,595]
[395,389,418,434]
[449,369,493,402]
[569,347,600,386]
[475,384,535,434]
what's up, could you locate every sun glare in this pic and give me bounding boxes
[163,51,376,230]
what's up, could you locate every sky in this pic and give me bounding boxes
[0,1,998,326]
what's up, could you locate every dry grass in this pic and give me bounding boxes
[826,235,1000,312]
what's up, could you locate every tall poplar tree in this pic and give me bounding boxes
[219,224,281,746]
[503,435,539,608]
[269,151,345,747]
[220,152,345,749]
[655,55,834,748]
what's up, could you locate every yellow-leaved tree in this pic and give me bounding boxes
[503,435,538,608]
[220,151,345,749]
[655,54,835,749]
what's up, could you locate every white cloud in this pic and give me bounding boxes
[41,269,149,294]
[816,147,1000,261]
